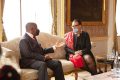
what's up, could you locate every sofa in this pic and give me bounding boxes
[0,32,85,80]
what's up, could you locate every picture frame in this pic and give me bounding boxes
[66,0,107,26]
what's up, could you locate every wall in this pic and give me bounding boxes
[91,0,116,57]
[65,0,108,37]
[56,0,116,57]
[64,0,115,57]
[91,37,108,57]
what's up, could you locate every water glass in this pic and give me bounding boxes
[112,68,120,78]
[107,53,115,60]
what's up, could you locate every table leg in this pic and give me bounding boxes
[74,68,78,80]
[104,63,107,72]
[98,63,103,73]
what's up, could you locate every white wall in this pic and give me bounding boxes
[91,37,108,57]
[91,0,116,57]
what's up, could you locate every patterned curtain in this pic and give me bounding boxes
[51,0,57,35]
[0,0,7,41]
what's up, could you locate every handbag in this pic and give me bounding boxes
[69,53,84,68]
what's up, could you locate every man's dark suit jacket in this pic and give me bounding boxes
[19,33,54,68]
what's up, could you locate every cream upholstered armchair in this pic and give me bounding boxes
[0,32,79,80]
[0,47,20,72]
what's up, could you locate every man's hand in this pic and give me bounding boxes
[45,55,52,61]
[54,42,65,48]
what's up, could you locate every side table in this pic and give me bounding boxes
[97,58,114,72]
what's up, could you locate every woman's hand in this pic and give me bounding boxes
[75,50,82,55]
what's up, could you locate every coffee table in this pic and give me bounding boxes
[83,71,120,80]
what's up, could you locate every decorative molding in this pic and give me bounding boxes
[90,36,108,41]
[82,26,108,37]
[66,0,108,26]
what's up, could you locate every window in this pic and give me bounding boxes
[21,0,52,35]
[3,0,52,40]
[116,0,120,36]
[3,0,20,40]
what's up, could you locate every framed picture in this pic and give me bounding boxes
[66,0,107,26]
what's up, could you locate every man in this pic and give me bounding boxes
[19,22,65,80]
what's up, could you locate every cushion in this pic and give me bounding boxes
[1,37,21,60]
[20,59,75,80]
[59,59,75,74]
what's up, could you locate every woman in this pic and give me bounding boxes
[64,19,97,75]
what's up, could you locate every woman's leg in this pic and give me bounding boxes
[83,54,97,75]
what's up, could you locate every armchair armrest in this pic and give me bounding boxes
[0,47,21,73]
[2,47,15,57]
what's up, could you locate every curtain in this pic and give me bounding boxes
[113,0,118,54]
[3,0,52,40]
[3,0,21,41]
[21,0,52,35]
[116,0,120,36]
[51,0,57,35]
[0,0,7,41]
[115,0,119,53]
